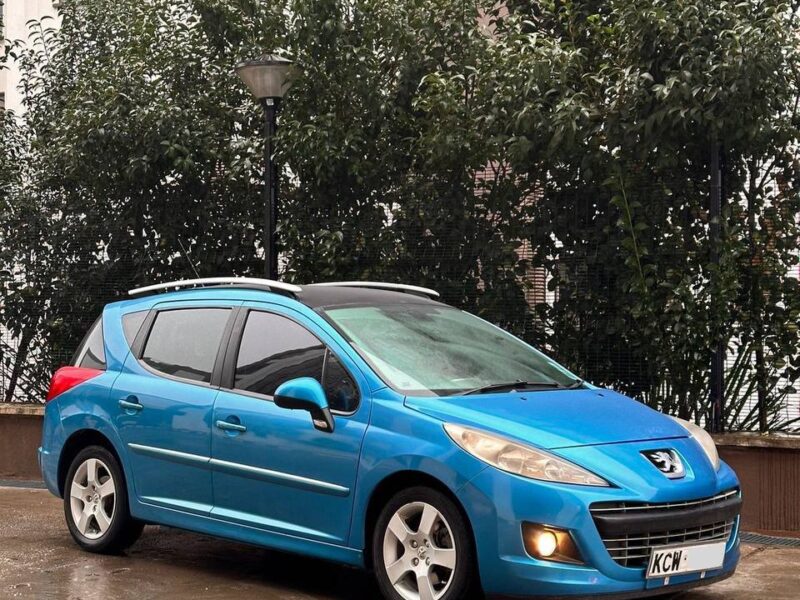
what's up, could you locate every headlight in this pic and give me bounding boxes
[444,424,609,486]
[671,417,720,471]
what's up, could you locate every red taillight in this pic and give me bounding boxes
[45,366,103,402]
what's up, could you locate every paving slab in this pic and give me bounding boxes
[0,486,797,599]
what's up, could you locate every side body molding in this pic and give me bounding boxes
[127,443,351,497]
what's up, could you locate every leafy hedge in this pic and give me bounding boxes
[1,1,798,430]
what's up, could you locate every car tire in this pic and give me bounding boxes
[63,445,144,554]
[373,486,478,600]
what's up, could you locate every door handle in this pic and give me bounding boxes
[215,420,247,433]
[119,397,143,412]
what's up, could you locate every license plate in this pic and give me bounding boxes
[646,541,726,579]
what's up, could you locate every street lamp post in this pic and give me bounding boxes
[235,54,294,280]
[709,143,725,433]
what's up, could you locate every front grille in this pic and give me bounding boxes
[590,489,740,568]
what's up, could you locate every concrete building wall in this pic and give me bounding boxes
[1,0,59,114]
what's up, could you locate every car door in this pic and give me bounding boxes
[112,302,237,515]
[210,305,369,544]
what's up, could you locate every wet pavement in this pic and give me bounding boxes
[1,486,798,599]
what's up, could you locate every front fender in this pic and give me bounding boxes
[348,396,487,549]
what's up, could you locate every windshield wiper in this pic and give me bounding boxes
[462,380,564,395]
[565,378,585,389]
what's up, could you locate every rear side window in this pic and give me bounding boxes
[141,308,230,383]
[74,318,106,370]
[122,311,148,348]
[234,311,358,411]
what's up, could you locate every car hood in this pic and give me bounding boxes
[404,388,688,450]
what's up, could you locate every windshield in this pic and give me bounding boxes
[322,303,580,396]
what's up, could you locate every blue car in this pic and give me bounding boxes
[40,277,741,599]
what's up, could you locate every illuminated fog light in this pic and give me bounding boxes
[536,530,558,557]
[522,523,584,564]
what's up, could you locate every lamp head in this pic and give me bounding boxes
[235,54,294,100]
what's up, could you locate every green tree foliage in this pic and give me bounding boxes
[477,0,800,428]
[1,0,278,395]
[278,0,533,330]
[0,0,798,431]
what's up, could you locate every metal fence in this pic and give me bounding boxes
[3,239,797,436]
[1,179,798,436]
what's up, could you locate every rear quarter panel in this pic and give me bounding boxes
[45,372,130,495]
[41,300,137,498]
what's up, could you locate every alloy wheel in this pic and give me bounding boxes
[382,501,457,600]
[69,457,116,540]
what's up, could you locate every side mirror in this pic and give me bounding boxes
[274,377,335,433]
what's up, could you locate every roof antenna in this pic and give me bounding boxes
[177,238,200,279]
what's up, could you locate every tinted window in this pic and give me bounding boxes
[323,351,358,412]
[234,311,358,411]
[141,309,230,383]
[75,318,106,370]
[235,312,325,396]
[122,311,148,348]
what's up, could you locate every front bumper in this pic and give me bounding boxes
[488,568,737,600]
[458,437,741,598]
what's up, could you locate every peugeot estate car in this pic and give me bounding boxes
[40,277,741,599]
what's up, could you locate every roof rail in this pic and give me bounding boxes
[128,277,302,297]
[307,281,440,299]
